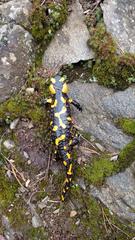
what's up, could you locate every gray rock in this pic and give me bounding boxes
[101,0,135,53]
[90,162,135,224]
[0,24,34,102]
[103,85,135,118]
[69,82,133,150]
[32,215,43,228]
[10,118,19,130]
[42,0,94,71]
[0,0,32,26]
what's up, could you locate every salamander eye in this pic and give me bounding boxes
[49,84,56,94]
[62,83,68,93]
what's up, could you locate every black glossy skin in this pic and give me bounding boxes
[48,75,81,201]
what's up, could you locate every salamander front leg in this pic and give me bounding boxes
[68,98,82,111]
[69,133,80,148]
[39,98,52,107]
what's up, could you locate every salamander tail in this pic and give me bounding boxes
[61,154,73,201]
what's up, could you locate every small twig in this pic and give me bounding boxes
[80,134,97,150]
[102,207,130,238]
[101,207,109,234]
[84,0,102,15]
[80,146,100,155]
[40,0,46,6]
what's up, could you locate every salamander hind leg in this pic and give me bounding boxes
[68,98,82,111]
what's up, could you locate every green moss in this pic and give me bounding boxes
[70,186,135,239]
[117,140,135,172]
[26,227,47,240]
[89,22,135,90]
[0,168,18,208]
[30,0,68,44]
[118,118,135,135]
[7,198,27,229]
[80,157,115,185]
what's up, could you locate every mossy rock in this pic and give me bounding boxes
[117,139,135,172]
[89,22,135,90]
[77,157,116,186]
[0,168,18,209]
[30,0,68,44]
[118,118,135,136]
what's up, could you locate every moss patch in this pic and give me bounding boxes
[30,0,68,43]
[0,168,18,209]
[25,227,47,240]
[29,0,68,66]
[88,22,135,90]
[79,157,115,185]
[118,118,135,136]
[117,140,135,172]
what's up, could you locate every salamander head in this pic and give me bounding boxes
[49,75,68,94]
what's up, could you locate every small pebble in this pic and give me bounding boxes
[38,196,49,210]
[23,151,29,159]
[32,215,43,228]
[3,140,15,150]
[27,160,31,165]
[90,136,95,142]
[25,179,30,187]
[10,118,19,130]
[110,155,118,161]
[28,122,34,129]
[70,210,77,218]
[75,219,80,225]
[77,178,86,190]
[26,87,34,94]
[53,208,60,214]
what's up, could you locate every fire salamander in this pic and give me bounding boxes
[47,75,82,201]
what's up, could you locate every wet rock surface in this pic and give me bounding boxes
[42,0,94,70]
[90,162,135,223]
[101,0,135,53]
[0,0,34,103]
[70,82,134,150]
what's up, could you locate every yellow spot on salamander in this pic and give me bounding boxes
[49,84,56,94]
[63,161,67,166]
[54,106,67,129]
[51,77,56,83]
[59,77,65,82]
[47,98,52,103]
[54,112,59,117]
[63,189,66,193]
[68,98,73,103]
[62,83,68,93]
[51,99,57,108]
[50,121,53,125]
[53,125,58,131]
[67,117,72,121]
[64,178,69,184]
[64,146,67,150]
[69,140,72,145]
[55,134,66,145]
[61,195,64,201]
[61,96,66,103]
[67,164,73,175]
[66,152,71,159]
